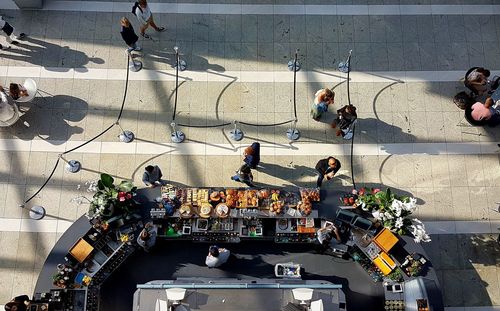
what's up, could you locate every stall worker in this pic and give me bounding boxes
[137,222,157,252]
[4,295,30,311]
[142,165,166,187]
[315,156,341,188]
[205,245,230,268]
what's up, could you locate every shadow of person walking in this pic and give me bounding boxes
[0,36,104,70]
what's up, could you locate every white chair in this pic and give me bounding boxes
[292,288,314,306]
[155,299,168,311]
[0,100,21,127]
[310,300,324,311]
[14,78,38,103]
[165,288,186,306]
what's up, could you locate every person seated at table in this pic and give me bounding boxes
[142,165,166,187]
[136,222,157,252]
[243,142,260,169]
[205,245,230,268]
[471,96,500,127]
[231,163,256,187]
[0,85,20,126]
[8,83,28,100]
[465,67,499,99]
[4,294,30,311]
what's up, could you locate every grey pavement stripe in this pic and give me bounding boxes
[2,140,500,156]
[28,2,500,15]
[1,66,499,83]
[0,217,498,234]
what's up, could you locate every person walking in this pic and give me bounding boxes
[315,156,341,188]
[142,165,166,187]
[205,245,230,268]
[311,88,335,121]
[0,16,26,50]
[120,17,141,54]
[243,142,260,169]
[231,163,255,187]
[133,0,165,39]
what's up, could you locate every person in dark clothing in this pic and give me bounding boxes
[315,157,341,188]
[120,17,141,53]
[4,295,30,311]
[231,163,255,187]
[243,142,260,169]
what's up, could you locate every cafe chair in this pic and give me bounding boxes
[0,101,21,127]
[14,78,38,104]
[165,288,186,306]
[155,299,168,311]
[310,300,324,311]
[292,288,314,305]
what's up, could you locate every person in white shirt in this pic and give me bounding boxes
[134,0,165,39]
[205,245,230,268]
[0,85,20,126]
[0,16,26,50]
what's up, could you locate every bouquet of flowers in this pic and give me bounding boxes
[354,188,430,242]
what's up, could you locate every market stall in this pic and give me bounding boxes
[31,175,442,311]
[149,186,321,244]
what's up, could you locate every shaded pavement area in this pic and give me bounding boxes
[100,240,384,311]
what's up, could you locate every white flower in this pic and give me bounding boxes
[85,180,98,193]
[395,217,404,229]
[403,197,417,211]
[360,201,368,211]
[410,218,431,243]
[372,210,383,220]
[384,212,394,220]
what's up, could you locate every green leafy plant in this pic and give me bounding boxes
[88,174,138,220]
[387,268,404,282]
[354,188,430,243]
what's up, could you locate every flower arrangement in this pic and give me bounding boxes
[87,173,138,221]
[354,188,431,243]
[52,264,74,288]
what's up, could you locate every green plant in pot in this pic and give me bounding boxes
[88,173,138,221]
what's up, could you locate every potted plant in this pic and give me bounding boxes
[87,174,138,222]
[354,188,431,243]
[387,267,404,282]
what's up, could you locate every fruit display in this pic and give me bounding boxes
[339,193,357,206]
[225,189,237,208]
[216,203,229,218]
[297,199,312,216]
[283,191,300,208]
[300,188,320,202]
[246,190,259,207]
[270,189,281,201]
[258,189,270,200]
[269,200,285,214]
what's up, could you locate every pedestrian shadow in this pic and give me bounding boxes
[6,95,86,145]
[0,36,104,70]
[258,161,317,188]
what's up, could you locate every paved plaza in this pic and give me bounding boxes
[0,0,500,309]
